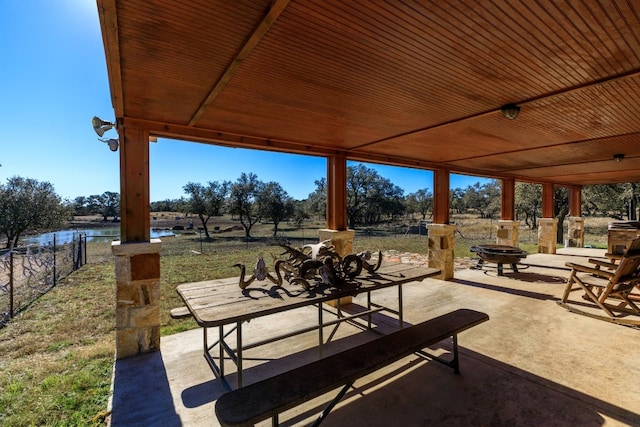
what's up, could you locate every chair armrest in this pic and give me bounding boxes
[605,253,622,262]
[565,262,614,279]
[588,258,617,270]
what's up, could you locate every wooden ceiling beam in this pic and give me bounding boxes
[123,117,343,157]
[96,0,124,117]
[188,0,291,126]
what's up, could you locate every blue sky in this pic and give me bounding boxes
[0,1,487,203]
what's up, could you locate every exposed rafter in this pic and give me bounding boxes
[188,0,291,126]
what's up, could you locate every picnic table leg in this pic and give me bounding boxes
[451,334,460,374]
[511,263,519,273]
[399,283,404,329]
[237,321,243,388]
[367,291,372,329]
[311,380,355,427]
[216,326,223,380]
[318,304,324,358]
[497,263,504,276]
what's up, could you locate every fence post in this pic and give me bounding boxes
[53,234,57,287]
[9,250,14,319]
[75,234,83,270]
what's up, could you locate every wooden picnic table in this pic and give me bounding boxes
[176,262,440,389]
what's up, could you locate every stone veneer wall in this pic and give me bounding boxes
[112,239,162,359]
[537,218,558,254]
[567,217,584,247]
[495,220,520,247]
[427,224,456,280]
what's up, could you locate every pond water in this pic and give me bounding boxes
[23,227,176,245]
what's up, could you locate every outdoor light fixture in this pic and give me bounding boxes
[99,138,119,152]
[92,116,116,137]
[614,153,625,162]
[501,103,520,120]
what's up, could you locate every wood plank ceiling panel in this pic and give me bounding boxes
[101,0,640,186]
[117,0,271,123]
[365,74,640,164]
[449,133,640,173]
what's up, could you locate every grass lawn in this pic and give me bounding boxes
[0,215,612,425]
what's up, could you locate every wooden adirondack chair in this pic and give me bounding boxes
[558,238,640,327]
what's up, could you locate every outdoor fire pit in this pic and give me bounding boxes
[470,244,528,276]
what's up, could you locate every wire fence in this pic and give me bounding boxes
[0,233,87,328]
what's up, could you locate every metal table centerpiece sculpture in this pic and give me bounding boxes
[233,240,382,290]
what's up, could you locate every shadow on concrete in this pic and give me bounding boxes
[110,351,182,427]
[181,303,404,408]
[452,278,560,301]
[279,347,640,426]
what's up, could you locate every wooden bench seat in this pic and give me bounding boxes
[215,308,489,427]
[169,306,191,319]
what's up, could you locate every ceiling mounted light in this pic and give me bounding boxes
[99,138,119,152]
[501,103,520,120]
[614,153,624,162]
[92,116,116,137]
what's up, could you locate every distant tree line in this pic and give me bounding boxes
[149,168,640,241]
[73,191,121,221]
[2,172,640,247]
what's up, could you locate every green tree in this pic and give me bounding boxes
[227,173,264,238]
[258,182,294,237]
[582,184,636,219]
[150,197,188,213]
[88,191,120,221]
[406,189,433,220]
[450,188,466,214]
[554,186,569,243]
[515,183,542,229]
[346,164,404,227]
[73,196,90,216]
[291,200,310,228]
[183,181,229,238]
[0,176,72,248]
[462,181,500,218]
[306,178,327,219]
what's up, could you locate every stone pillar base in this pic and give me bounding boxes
[112,239,162,359]
[318,229,355,306]
[427,224,456,280]
[568,217,584,247]
[537,218,558,254]
[496,220,520,247]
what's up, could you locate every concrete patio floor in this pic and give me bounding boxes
[108,249,640,426]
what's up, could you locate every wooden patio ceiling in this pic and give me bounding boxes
[97,0,640,187]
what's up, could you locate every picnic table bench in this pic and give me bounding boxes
[215,308,489,427]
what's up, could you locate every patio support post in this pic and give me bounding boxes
[538,183,557,253]
[112,124,162,358]
[501,178,515,221]
[568,186,584,247]
[432,169,450,225]
[321,154,354,305]
[497,178,520,247]
[428,170,454,279]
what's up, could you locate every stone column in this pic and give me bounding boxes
[567,217,584,247]
[537,218,558,254]
[112,239,162,359]
[496,220,520,247]
[318,229,355,305]
[427,224,456,280]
